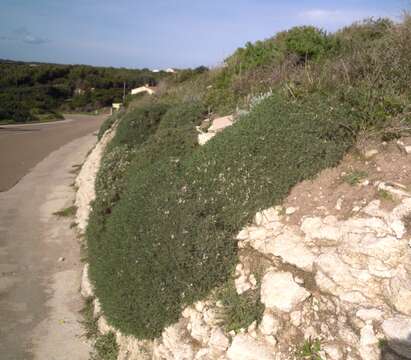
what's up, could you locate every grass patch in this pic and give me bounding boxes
[53,205,77,217]
[91,332,119,360]
[377,189,394,202]
[342,170,368,185]
[296,338,323,360]
[80,297,98,339]
[215,280,264,332]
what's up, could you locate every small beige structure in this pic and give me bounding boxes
[111,103,123,114]
[130,85,155,96]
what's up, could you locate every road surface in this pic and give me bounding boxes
[0,114,106,192]
[0,115,106,359]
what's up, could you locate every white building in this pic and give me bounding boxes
[130,85,155,96]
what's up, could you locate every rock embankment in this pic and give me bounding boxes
[78,129,411,359]
[75,124,117,232]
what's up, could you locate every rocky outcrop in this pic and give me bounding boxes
[77,129,411,359]
[197,115,233,145]
[74,124,117,232]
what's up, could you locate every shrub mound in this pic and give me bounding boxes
[87,16,411,341]
[87,93,356,339]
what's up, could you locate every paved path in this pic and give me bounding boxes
[0,132,101,359]
[0,114,106,192]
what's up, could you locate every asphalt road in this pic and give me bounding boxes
[0,133,100,359]
[0,114,107,192]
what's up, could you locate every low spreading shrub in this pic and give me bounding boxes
[88,92,357,339]
[87,15,411,343]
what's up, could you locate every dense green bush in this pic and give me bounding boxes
[108,101,170,150]
[283,26,332,61]
[88,92,357,339]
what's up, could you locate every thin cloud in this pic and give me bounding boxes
[0,27,49,45]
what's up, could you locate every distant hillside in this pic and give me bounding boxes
[0,60,171,123]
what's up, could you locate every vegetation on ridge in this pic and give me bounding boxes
[87,17,411,339]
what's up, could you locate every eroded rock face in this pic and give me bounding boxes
[75,123,117,232]
[260,271,310,312]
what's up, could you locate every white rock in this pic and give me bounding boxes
[189,311,210,344]
[97,315,115,335]
[198,132,216,145]
[301,216,341,244]
[237,229,249,240]
[248,228,267,241]
[261,207,282,224]
[75,124,116,232]
[254,212,264,226]
[359,325,380,360]
[323,344,344,360]
[285,207,297,215]
[259,311,280,336]
[356,308,383,322]
[93,298,102,317]
[360,325,379,346]
[58,257,65,262]
[264,335,277,346]
[290,311,302,327]
[382,316,411,358]
[227,334,275,360]
[365,149,378,158]
[161,321,195,360]
[387,266,411,315]
[335,198,343,211]
[208,328,229,353]
[80,264,94,298]
[261,271,310,312]
[266,230,315,272]
[405,145,411,154]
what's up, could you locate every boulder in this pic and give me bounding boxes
[261,271,310,312]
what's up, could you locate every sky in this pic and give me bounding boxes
[0,0,407,69]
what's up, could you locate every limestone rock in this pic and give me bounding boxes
[80,264,94,298]
[227,334,275,360]
[387,265,411,315]
[382,316,411,358]
[208,328,229,354]
[364,149,378,158]
[259,311,280,336]
[75,124,116,232]
[323,343,344,360]
[261,271,310,312]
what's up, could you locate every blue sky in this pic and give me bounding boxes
[0,0,407,69]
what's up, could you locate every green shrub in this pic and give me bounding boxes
[228,40,280,72]
[88,92,357,339]
[108,101,170,150]
[91,332,118,360]
[283,26,332,61]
